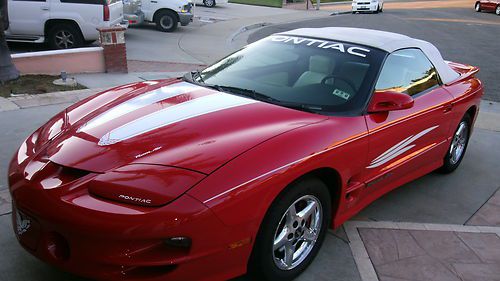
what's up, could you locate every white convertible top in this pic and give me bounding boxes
[279,27,460,84]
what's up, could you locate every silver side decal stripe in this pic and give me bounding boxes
[367,125,439,169]
[99,93,258,146]
[78,82,201,133]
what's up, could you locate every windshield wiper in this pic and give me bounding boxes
[211,85,277,102]
[208,85,323,114]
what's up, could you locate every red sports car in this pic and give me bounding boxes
[9,28,482,281]
[475,0,500,15]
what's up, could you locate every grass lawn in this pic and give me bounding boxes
[0,75,86,98]
[229,0,283,8]
[321,0,349,3]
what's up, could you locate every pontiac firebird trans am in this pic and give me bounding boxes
[9,28,482,281]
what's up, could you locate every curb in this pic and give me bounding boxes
[227,22,273,44]
[0,88,104,112]
[330,10,352,15]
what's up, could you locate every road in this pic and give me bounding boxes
[249,6,500,102]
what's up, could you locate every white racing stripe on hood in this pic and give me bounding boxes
[78,82,201,133]
[98,93,258,146]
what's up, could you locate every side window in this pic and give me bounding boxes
[375,49,440,96]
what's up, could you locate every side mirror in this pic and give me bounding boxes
[367,90,414,113]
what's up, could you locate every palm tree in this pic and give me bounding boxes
[0,0,20,84]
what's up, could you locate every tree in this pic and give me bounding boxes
[0,0,19,84]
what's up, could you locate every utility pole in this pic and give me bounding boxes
[0,0,20,84]
[316,0,320,10]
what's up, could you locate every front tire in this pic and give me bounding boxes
[249,178,331,281]
[475,2,481,12]
[496,5,500,15]
[439,115,471,173]
[155,11,178,32]
[203,0,216,7]
[48,23,83,50]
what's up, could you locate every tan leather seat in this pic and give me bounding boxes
[294,55,334,87]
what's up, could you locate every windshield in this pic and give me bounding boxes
[194,35,386,115]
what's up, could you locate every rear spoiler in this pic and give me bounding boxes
[444,61,480,86]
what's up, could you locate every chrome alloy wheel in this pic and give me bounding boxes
[55,30,75,49]
[475,2,481,11]
[449,121,469,165]
[272,195,322,270]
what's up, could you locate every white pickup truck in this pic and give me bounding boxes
[123,0,193,32]
[6,0,125,49]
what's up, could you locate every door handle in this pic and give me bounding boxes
[41,6,50,11]
[151,0,157,3]
[443,104,453,113]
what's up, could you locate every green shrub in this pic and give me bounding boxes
[229,0,283,8]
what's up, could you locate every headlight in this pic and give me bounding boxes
[88,164,205,207]
[181,4,192,13]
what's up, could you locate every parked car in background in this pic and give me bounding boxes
[475,0,500,15]
[5,0,125,49]
[352,0,383,13]
[123,0,193,32]
[193,0,227,8]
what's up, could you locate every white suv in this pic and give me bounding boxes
[6,0,125,49]
[352,0,384,13]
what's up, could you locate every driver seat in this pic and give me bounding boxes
[294,55,334,87]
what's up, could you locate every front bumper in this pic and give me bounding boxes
[179,12,193,26]
[352,2,379,12]
[8,138,251,281]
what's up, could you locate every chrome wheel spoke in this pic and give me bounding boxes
[302,228,317,242]
[286,204,297,225]
[273,226,289,251]
[283,243,294,267]
[297,200,317,221]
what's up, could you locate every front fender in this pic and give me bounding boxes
[187,116,369,228]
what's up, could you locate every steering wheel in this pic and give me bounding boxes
[320,75,357,93]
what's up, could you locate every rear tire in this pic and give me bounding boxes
[248,178,331,281]
[48,23,83,50]
[496,5,500,15]
[155,11,178,32]
[439,114,471,174]
[475,2,481,12]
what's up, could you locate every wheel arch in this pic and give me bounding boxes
[466,105,478,121]
[153,9,180,23]
[267,167,343,229]
[44,19,83,38]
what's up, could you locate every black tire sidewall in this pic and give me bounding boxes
[249,177,331,281]
[439,115,472,173]
[475,2,481,11]
[48,24,83,49]
[155,11,178,32]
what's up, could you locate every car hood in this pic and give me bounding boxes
[44,79,327,174]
